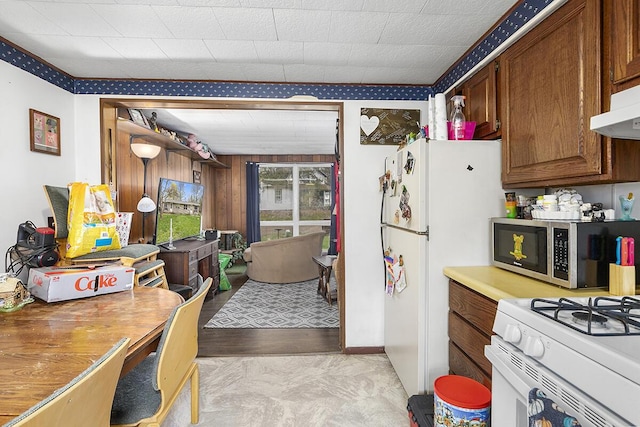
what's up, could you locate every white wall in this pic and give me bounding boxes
[0,61,76,275]
[552,183,640,218]
[342,100,427,347]
[74,95,102,183]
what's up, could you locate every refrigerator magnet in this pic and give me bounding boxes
[404,152,415,174]
[395,255,407,293]
[400,186,412,220]
[384,255,396,295]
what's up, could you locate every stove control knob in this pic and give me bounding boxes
[524,336,545,358]
[503,324,522,344]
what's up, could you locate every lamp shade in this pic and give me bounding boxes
[131,143,161,159]
[137,195,157,213]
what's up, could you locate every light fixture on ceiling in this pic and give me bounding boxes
[130,142,162,241]
[287,95,319,102]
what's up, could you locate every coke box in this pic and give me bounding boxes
[27,264,134,302]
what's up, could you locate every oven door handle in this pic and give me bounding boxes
[485,343,533,395]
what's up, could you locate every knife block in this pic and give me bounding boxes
[609,264,636,296]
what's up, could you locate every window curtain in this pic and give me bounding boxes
[329,162,340,255]
[246,161,261,244]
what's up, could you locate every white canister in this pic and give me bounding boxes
[434,93,448,140]
[543,195,558,211]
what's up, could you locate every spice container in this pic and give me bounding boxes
[543,195,558,211]
[505,192,517,218]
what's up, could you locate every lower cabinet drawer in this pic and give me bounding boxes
[188,274,199,290]
[449,280,496,336]
[188,261,198,280]
[448,341,492,389]
[197,243,213,259]
[448,311,492,375]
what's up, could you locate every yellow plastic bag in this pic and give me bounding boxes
[66,182,121,258]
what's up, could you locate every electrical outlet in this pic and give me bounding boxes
[633,118,640,130]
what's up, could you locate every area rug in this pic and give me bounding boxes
[225,263,247,275]
[204,278,338,329]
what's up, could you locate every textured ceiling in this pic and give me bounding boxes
[0,0,516,85]
[140,107,340,155]
[0,0,520,155]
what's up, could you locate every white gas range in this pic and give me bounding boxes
[485,295,640,426]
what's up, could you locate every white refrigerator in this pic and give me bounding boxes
[381,138,504,396]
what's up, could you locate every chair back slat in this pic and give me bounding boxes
[154,278,212,397]
[7,337,129,427]
[43,185,70,240]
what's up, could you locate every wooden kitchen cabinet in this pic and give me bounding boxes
[501,0,603,187]
[610,0,640,89]
[461,60,500,140]
[448,279,497,389]
[158,239,220,295]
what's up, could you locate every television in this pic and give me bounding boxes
[154,178,205,246]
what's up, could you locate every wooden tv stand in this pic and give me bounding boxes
[157,239,220,295]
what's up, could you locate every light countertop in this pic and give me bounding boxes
[443,266,617,302]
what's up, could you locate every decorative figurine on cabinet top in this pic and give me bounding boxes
[620,192,635,221]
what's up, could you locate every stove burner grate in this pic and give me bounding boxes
[531,296,640,336]
[571,310,608,327]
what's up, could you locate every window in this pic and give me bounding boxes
[259,163,332,244]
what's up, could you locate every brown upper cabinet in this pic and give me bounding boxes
[500,0,602,187]
[611,0,640,89]
[497,0,640,188]
[460,60,500,140]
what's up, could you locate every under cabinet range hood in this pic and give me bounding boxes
[591,85,640,140]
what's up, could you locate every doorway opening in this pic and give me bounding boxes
[99,98,345,353]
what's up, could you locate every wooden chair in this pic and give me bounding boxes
[110,276,213,427]
[6,337,130,427]
[43,185,168,289]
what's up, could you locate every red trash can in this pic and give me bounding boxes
[433,375,491,426]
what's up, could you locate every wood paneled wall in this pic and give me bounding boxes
[211,154,335,237]
[113,125,205,244]
[102,100,337,244]
[112,120,333,242]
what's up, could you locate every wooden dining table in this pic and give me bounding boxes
[0,286,183,424]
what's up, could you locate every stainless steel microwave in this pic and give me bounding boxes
[491,218,640,288]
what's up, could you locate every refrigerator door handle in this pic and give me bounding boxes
[384,223,429,239]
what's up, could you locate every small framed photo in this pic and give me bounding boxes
[193,170,202,184]
[30,109,61,156]
[128,109,150,128]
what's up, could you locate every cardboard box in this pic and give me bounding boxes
[28,264,134,303]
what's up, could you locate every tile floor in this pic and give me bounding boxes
[164,353,409,427]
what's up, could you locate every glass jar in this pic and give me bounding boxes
[505,192,517,218]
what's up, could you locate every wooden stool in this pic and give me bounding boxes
[133,259,168,289]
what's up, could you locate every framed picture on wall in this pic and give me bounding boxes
[128,109,150,128]
[29,109,61,156]
[193,170,201,184]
